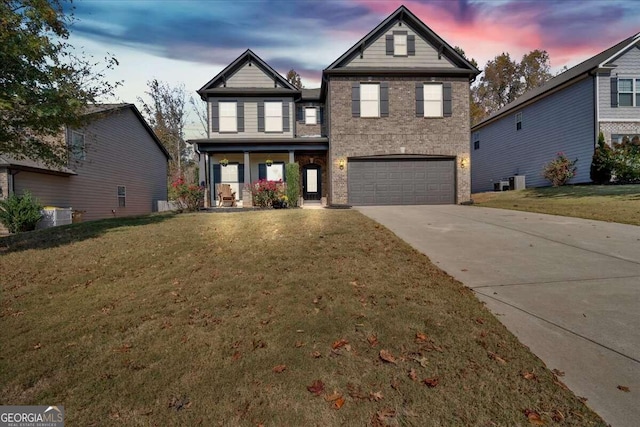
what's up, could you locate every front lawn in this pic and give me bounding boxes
[473,184,640,225]
[0,211,604,426]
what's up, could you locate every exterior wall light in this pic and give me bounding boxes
[460,157,468,169]
[339,159,345,170]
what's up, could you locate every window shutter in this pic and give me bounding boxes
[443,82,452,117]
[319,106,324,124]
[385,35,393,55]
[283,101,290,132]
[296,105,303,122]
[415,83,424,117]
[213,164,221,199]
[211,100,219,132]
[258,164,266,180]
[280,163,286,182]
[258,101,265,132]
[352,83,360,117]
[237,101,244,132]
[380,82,389,117]
[407,35,416,56]
[238,164,244,184]
[611,77,618,108]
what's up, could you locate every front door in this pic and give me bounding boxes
[303,164,321,200]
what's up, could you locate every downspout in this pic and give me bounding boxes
[594,71,600,146]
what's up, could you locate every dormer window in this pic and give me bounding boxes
[394,33,407,56]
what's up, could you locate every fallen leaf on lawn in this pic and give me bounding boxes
[232,351,242,361]
[324,392,341,401]
[522,371,537,381]
[408,369,418,381]
[181,335,188,343]
[552,369,565,377]
[487,351,507,365]
[33,343,42,350]
[311,351,322,358]
[333,397,345,409]
[294,341,305,348]
[475,318,484,324]
[524,409,545,425]
[332,339,349,349]
[367,334,379,347]
[272,364,286,373]
[379,349,397,364]
[412,356,429,367]
[113,343,132,353]
[376,408,397,421]
[423,377,439,388]
[307,380,325,396]
[369,391,383,401]
[415,332,428,342]
[617,385,630,392]
[551,410,565,422]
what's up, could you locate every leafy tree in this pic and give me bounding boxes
[286,69,303,89]
[454,47,485,126]
[0,0,119,167]
[590,132,613,184]
[138,80,188,176]
[519,50,553,92]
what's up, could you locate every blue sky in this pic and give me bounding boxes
[67,0,640,137]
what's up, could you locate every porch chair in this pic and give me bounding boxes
[217,184,236,207]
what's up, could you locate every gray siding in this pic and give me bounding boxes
[599,44,640,120]
[345,22,456,68]
[471,76,595,193]
[208,97,294,139]
[14,108,168,221]
[221,63,277,88]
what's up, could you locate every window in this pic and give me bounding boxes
[394,33,407,56]
[516,112,523,130]
[473,132,480,150]
[117,186,126,207]
[305,107,317,125]
[618,78,640,107]
[360,83,380,117]
[423,84,443,117]
[70,131,85,161]
[219,101,237,132]
[266,163,284,181]
[265,101,283,132]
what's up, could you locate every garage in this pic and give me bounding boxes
[347,157,455,205]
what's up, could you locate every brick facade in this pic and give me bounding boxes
[296,123,322,137]
[295,153,328,199]
[599,121,640,144]
[0,168,8,200]
[328,76,471,204]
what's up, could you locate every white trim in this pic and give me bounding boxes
[597,34,640,67]
[598,119,640,123]
[595,74,599,146]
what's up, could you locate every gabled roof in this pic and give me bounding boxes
[472,32,640,131]
[324,5,479,75]
[197,49,297,98]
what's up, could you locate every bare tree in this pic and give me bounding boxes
[286,69,303,89]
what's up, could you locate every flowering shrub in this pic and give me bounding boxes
[249,179,287,207]
[542,152,578,187]
[170,176,204,212]
[611,138,640,183]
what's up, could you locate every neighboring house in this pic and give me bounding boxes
[190,5,479,206]
[0,104,169,226]
[471,33,640,193]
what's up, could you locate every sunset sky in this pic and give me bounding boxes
[67,0,640,137]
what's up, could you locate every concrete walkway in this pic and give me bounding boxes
[356,205,640,427]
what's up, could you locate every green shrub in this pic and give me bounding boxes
[0,192,43,233]
[249,179,287,208]
[611,138,640,183]
[590,132,613,184]
[542,152,578,187]
[169,176,204,212]
[285,163,300,207]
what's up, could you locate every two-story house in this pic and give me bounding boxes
[471,33,640,192]
[190,6,479,206]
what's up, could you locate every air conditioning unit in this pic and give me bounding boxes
[38,207,73,229]
[509,175,526,190]
[493,180,510,191]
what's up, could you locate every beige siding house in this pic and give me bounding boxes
[0,104,169,228]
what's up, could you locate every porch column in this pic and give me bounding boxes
[289,150,295,164]
[242,151,253,208]
[244,152,251,183]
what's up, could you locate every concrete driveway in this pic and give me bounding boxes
[357,205,640,427]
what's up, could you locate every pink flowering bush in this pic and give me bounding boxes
[170,176,204,212]
[543,152,578,187]
[249,179,287,207]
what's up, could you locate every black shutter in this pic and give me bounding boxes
[279,163,286,182]
[283,101,290,132]
[415,83,424,117]
[319,106,324,124]
[238,164,245,184]
[380,82,389,117]
[258,101,265,132]
[611,77,618,108]
[352,83,360,117]
[408,35,415,56]
[296,105,303,122]
[213,164,221,200]
[258,164,266,180]
[211,100,219,132]
[443,82,452,117]
[237,101,244,132]
[385,35,393,55]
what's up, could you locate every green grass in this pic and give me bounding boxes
[1,211,605,426]
[473,184,640,225]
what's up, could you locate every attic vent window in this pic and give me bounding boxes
[394,33,407,56]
